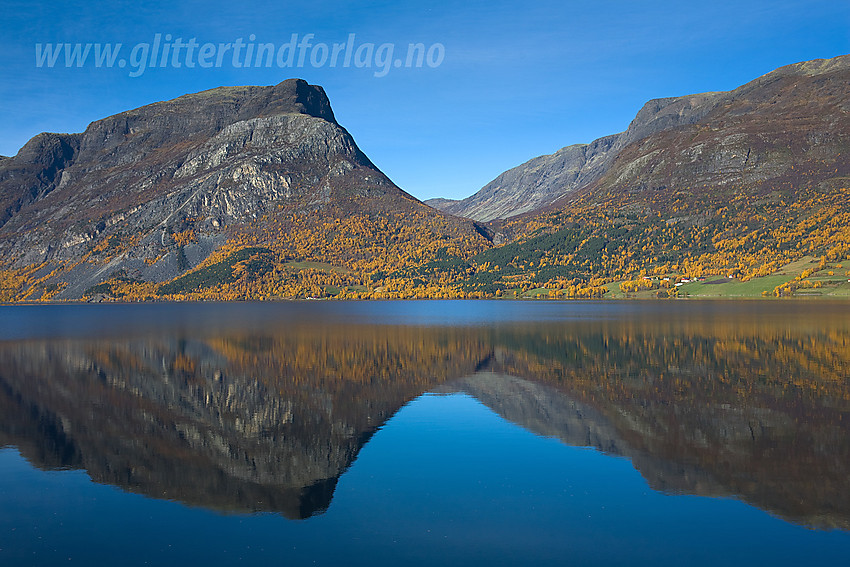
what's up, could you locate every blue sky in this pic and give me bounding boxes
[1,0,848,201]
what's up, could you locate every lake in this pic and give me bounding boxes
[1,300,849,565]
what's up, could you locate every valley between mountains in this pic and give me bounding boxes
[2,55,850,301]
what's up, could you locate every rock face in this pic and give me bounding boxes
[0,79,419,298]
[427,54,850,221]
[0,132,80,228]
[577,55,850,204]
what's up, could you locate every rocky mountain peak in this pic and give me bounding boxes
[0,78,423,298]
[77,78,337,158]
[149,77,337,127]
[428,53,850,222]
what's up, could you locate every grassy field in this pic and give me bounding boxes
[823,282,850,296]
[603,256,850,299]
[678,275,790,297]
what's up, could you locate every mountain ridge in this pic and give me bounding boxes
[427,53,850,221]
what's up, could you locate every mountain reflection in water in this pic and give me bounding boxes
[0,304,848,528]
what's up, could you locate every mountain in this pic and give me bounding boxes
[427,54,850,221]
[2,58,849,301]
[412,55,850,299]
[568,54,850,205]
[0,79,488,300]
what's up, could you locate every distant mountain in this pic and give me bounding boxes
[0,79,487,300]
[568,54,850,207]
[427,54,850,221]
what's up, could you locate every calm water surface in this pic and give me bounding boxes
[0,300,849,565]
